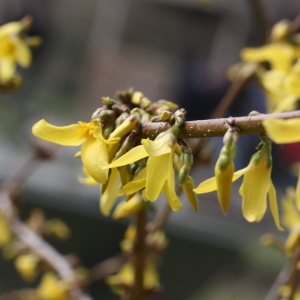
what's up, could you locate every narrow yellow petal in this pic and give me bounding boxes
[113,194,143,219]
[145,154,170,201]
[268,183,284,231]
[163,165,182,211]
[81,135,109,184]
[141,136,172,156]
[0,57,15,81]
[215,161,234,214]
[14,39,31,67]
[100,168,119,216]
[123,178,146,195]
[296,168,300,211]
[32,119,87,146]
[103,145,149,169]
[181,176,198,212]
[241,162,271,222]
[263,118,300,144]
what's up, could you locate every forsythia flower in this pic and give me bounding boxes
[113,193,144,219]
[0,21,31,82]
[241,20,300,113]
[32,119,119,184]
[194,140,283,230]
[15,253,39,281]
[106,260,160,296]
[37,272,69,300]
[103,126,182,211]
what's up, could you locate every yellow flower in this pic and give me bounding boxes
[194,142,283,230]
[113,193,144,219]
[263,118,300,144]
[15,253,39,281]
[0,21,31,82]
[106,260,160,295]
[103,127,182,211]
[259,60,300,113]
[37,272,68,300]
[32,119,118,184]
[242,43,300,72]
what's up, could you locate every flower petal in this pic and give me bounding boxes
[263,118,300,144]
[142,136,172,156]
[32,119,87,146]
[103,145,149,169]
[296,168,300,211]
[145,154,170,201]
[181,176,198,212]
[123,178,146,195]
[163,164,182,211]
[240,163,271,222]
[81,135,109,184]
[100,168,119,216]
[268,183,284,231]
[0,57,15,81]
[14,38,31,67]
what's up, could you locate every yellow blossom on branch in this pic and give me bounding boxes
[194,137,283,230]
[32,119,119,184]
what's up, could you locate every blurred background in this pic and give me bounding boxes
[0,0,299,299]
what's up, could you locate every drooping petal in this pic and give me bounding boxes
[113,194,143,219]
[263,118,300,144]
[240,161,271,222]
[0,57,15,81]
[103,145,149,169]
[78,167,99,185]
[181,176,198,212]
[215,161,234,215]
[14,38,31,67]
[296,168,300,211]
[163,163,182,211]
[268,183,284,231]
[145,154,170,201]
[142,136,172,156]
[81,135,109,184]
[100,168,119,216]
[32,119,87,146]
[123,178,146,195]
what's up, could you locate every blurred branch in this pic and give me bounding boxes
[265,247,300,300]
[88,254,127,284]
[0,143,93,300]
[246,0,269,43]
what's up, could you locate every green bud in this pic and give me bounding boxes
[101,97,117,108]
[159,111,172,121]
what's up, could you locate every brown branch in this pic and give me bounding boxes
[132,208,147,300]
[265,247,300,300]
[140,110,300,139]
[88,254,127,284]
[0,144,93,300]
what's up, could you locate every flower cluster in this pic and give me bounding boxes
[0,16,42,91]
[241,20,300,113]
[32,91,199,217]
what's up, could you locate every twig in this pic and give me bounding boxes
[265,247,300,300]
[0,144,93,300]
[132,208,147,300]
[246,0,269,43]
[88,254,127,284]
